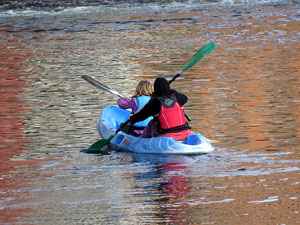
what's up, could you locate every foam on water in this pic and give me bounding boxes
[0,0,297,18]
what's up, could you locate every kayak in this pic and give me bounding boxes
[96,105,214,154]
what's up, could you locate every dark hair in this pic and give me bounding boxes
[153,77,171,97]
[152,89,176,98]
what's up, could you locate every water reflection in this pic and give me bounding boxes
[0,35,37,223]
[1,2,300,224]
[130,154,191,223]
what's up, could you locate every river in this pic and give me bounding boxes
[0,0,300,224]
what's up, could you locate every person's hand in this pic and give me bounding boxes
[129,114,135,123]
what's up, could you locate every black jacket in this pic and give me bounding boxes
[130,91,188,124]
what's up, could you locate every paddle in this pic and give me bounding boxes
[81,75,124,98]
[169,42,215,121]
[83,42,215,153]
[169,42,215,84]
[81,120,130,153]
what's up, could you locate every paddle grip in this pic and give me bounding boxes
[115,120,130,134]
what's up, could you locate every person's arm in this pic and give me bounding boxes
[130,98,160,123]
[118,97,138,113]
[175,92,188,106]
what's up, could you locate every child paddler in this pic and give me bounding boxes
[117,80,153,135]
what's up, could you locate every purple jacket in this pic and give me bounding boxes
[117,97,144,135]
[117,97,138,113]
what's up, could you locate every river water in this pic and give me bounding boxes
[0,0,300,224]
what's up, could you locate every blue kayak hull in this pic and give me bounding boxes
[97,105,214,154]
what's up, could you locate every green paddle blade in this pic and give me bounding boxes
[84,135,114,154]
[181,42,215,73]
[82,120,129,154]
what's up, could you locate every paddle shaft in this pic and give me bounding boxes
[116,120,130,134]
[169,71,182,84]
[81,75,124,98]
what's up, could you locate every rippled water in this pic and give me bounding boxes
[1,1,300,224]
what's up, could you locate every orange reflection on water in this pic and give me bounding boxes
[0,40,43,224]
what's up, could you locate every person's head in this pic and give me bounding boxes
[154,77,170,97]
[134,80,153,97]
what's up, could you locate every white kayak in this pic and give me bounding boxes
[97,105,214,154]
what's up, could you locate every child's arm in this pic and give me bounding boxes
[117,97,138,113]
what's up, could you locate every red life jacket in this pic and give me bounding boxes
[157,93,188,132]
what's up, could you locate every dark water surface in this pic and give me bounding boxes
[1,1,300,224]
